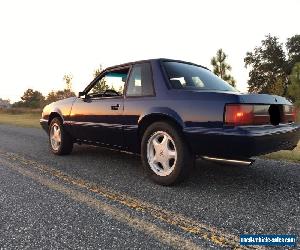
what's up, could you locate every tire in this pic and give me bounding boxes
[49,117,73,155]
[141,121,193,185]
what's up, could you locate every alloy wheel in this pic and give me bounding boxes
[50,123,61,151]
[147,131,177,176]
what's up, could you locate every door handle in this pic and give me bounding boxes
[111,104,120,110]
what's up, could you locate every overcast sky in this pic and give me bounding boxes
[0,0,299,102]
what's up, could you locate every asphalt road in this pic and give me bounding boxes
[0,124,299,249]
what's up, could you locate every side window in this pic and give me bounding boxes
[126,63,154,97]
[87,68,129,98]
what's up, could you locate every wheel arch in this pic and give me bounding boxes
[48,111,64,125]
[138,108,185,140]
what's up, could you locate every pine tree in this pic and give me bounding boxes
[92,65,109,93]
[211,49,236,87]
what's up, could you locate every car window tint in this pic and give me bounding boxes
[163,61,237,92]
[88,68,129,98]
[126,63,154,97]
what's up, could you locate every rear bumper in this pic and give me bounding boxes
[184,124,300,159]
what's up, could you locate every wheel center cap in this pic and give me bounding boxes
[159,150,164,156]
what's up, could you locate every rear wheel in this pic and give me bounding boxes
[141,121,193,185]
[49,118,73,155]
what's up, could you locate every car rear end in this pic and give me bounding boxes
[186,94,300,160]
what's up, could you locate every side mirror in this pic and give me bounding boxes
[78,91,85,97]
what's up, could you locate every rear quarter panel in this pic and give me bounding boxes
[164,90,240,128]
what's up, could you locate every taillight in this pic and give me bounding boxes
[283,105,296,123]
[225,104,254,126]
[224,104,270,126]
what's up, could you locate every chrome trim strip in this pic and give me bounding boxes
[201,156,253,165]
[69,121,138,130]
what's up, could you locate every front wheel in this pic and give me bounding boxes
[141,122,193,185]
[49,118,73,155]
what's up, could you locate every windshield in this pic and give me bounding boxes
[162,61,237,92]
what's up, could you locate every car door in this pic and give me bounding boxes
[70,67,130,148]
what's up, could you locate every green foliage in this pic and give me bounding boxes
[287,63,300,106]
[92,79,109,94]
[45,73,76,104]
[15,89,45,108]
[93,66,103,78]
[63,73,73,91]
[286,35,300,68]
[211,49,236,87]
[46,89,76,104]
[0,98,11,109]
[244,34,300,96]
[118,85,124,95]
[290,63,300,85]
[91,65,109,93]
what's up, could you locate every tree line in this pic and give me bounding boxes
[7,33,300,108]
[12,73,77,109]
[12,65,116,109]
[245,34,300,106]
[211,34,300,101]
[199,34,300,106]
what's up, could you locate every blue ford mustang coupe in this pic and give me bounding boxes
[40,59,300,185]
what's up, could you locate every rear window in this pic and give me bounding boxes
[162,61,237,92]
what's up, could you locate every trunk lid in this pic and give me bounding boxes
[237,93,291,105]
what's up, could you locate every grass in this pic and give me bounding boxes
[265,112,300,162]
[0,108,41,128]
[264,144,300,162]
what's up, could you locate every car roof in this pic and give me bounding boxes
[84,58,210,93]
[105,58,209,71]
